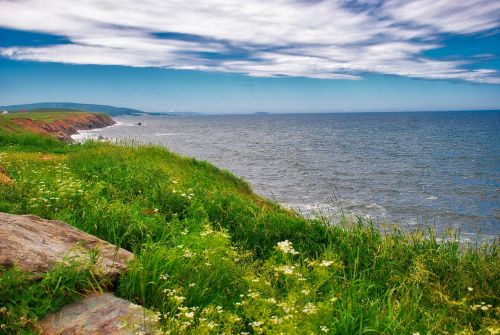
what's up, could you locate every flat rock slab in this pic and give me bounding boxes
[0,212,133,278]
[39,293,160,334]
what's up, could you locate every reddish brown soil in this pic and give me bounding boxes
[11,113,115,142]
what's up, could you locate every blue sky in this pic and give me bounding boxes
[1,0,500,113]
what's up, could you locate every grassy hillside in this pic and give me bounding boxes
[0,121,498,334]
[1,102,145,116]
[0,110,114,143]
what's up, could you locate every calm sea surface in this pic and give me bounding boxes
[77,111,500,240]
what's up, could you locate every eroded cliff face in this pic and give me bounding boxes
[10,113,115,142]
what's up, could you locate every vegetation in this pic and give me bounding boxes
[1,110,100,125]
[0,115,498,334]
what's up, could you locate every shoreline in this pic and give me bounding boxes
[0,114,498,334]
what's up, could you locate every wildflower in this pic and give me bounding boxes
[207,322,218,329]
[301,289,310,295]
[173,295,186,303]
[266,298,277,304]
[467,287,474,292]
[412,333,420,335]
[302,303,317,315]
[249,321,263,328]
[247,291,260,299]
[184,311,194,318]
[189,283,196,287]
[183,249,194,258]
[276,240,299,255]
[270,316,282,324]
[274,265,295,275]
[149,311,161,322]
[160,274,169,280]
[320,326,329,333]
[320,260,334,267]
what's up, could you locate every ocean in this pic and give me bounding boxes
[74,111,500,241]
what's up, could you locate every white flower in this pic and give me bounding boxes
[274,265,295,275]
[320,326,329,333]
[249,321,263,328]
[467,287,474,291]
[302,303,317,315]
[320,260,334,267]
[173,295,186,303]
[207,322,218,329]
[270,316,282,324]
[276,240,299,255]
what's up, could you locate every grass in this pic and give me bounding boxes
[0,124,498,334]
[2,109,100,123]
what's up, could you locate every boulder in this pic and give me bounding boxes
[0,166,12,185]
[38,293,160,335]
[0,212,132,278]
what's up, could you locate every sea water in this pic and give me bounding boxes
[75,111,500,241]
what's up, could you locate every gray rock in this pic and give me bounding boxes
[38,293,161,335]
[0,212,133,278]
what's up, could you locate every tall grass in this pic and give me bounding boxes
[0,136,498,334]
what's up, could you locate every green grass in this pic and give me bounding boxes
[0,130,498,334]
[2,109,98,122]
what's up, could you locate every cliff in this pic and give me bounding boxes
[0,110,115,142]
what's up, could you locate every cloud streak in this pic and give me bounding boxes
[0,0,499,83]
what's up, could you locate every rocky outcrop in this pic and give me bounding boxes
[10,113,115,142]
[0,212,132,279]
[0,165,12,185]
[38,293,160,335]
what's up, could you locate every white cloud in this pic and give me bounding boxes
[0,0,499,83]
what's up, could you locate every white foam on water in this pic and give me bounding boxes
[426,196,439,200]
[71,121,123,142]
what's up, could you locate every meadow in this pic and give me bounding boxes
[0,117,498,334]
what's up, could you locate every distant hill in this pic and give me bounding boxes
[0,102,146,116]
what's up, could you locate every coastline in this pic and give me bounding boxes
[1,110,115,142]
[0,112,498,334]
[70,120,121,142]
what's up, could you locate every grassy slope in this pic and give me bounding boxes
[1,110,101,129]
[0,122,498,334]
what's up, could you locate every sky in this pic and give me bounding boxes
[0,0,500,113]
